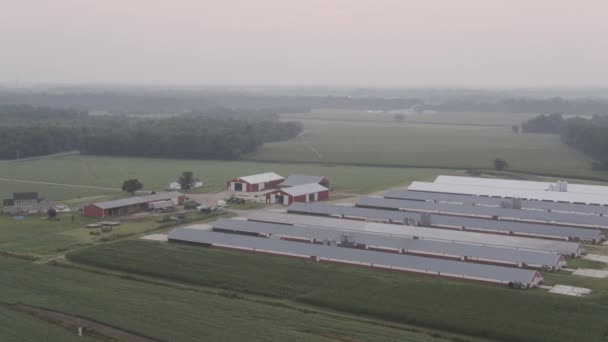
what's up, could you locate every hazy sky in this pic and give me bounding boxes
[2,0,607,87]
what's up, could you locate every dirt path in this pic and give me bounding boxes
[9,304,160,341]
[0,177,120,191]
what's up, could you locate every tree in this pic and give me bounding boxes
[47,208,57,219]
[122,178,143,194]
[178,171,194,191]
[512,125,520,134]
[493,158,509,171]
[393,113,405,122]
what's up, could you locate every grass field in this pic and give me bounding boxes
[0,211,228,258]
[67,240,608,342]
[245,111,608,180]
[0,255,455,342]
[0,155,447,200]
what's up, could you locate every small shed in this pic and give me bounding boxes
[266,183,329,205]
[226,172,284,192]
[278,175,330,188]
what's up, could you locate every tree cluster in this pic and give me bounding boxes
[0,106,302,160]
[521,113,565,134]
[522,114,608,169]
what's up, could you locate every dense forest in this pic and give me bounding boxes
[522,114,608,169]
[0,105,302,160]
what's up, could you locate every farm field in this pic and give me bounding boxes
[0,306,98,342]
[0,256,455,342]
[284,110,539,127]
[0,155,447,200]
[0,211,228,258]
[246,111,608,180]
[67,239,608,342]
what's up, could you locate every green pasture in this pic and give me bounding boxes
[0,155,447,200]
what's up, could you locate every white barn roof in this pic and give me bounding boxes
[279,175,325,187]
[279,183,328,197]
[435,175,608,196]
[238,172,283,184]
[409,181,608,206]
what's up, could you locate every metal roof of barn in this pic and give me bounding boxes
[356,197,607,239]
[212,218,563,268]
[238,172,284,184]
[435,175,608,196]
[278,183,328,197]
[247,212,581,256]
[408,181,608,206]
[357,197,603,241]
[168,229,541,285]
[279,175,326,187]
[92,192,182,210]
[287,202,419,223]
[385,190,608,216]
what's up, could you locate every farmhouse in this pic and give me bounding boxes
[2,192,52,215]
[266,183,329,205]
[168,179,203,191]
[226,172,284,192]
[82,192,185,218]
[278,175,330,188]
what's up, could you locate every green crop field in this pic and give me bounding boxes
[67,240,608,342]
[0,256,454,342]
[245,110,608,180]
[0,306,98,342]
[0,155,447,201]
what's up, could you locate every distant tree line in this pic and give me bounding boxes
[0,105,302,160]
[521,113,565,134]
[3,90,608,115]
[522,114,608,170]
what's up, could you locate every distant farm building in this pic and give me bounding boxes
[2,192,52,215]
[278,175,330,188]
[226,172,284,192]
[168,179,203,191]
[82,192,185,218]
[266,183,329,205]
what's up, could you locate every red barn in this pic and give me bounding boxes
[82,192,185,219]
[226,172,284,192]
[266,183,329,205]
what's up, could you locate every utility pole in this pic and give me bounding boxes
[16,149,20,160]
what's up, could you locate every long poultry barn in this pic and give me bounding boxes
[408,181,608,206]
[385,190,608,217]
[290,202,604,243]
[226,172,284,192]
[287,202,420,224]
[249,212,583,256]
[434,175,608,196]
[212,218,566,270]
[375,193,608,229]
[168,228,544,288]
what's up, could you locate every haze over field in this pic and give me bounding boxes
[2,0,607,87]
